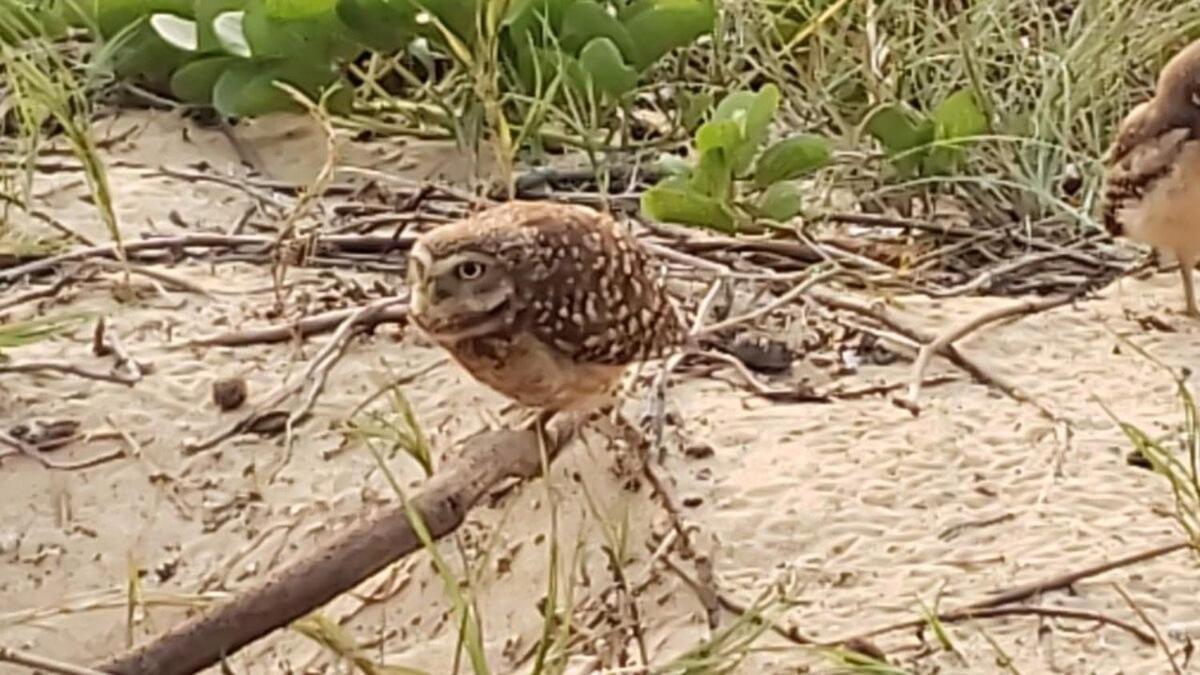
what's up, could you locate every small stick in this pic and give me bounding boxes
[832,540,1191,646]
[898,293,1081,412]
[184,298,408,453]
[0,361,139,386]
[691,265,840,337]
[0,267,89,314]
[1114,583,1184,675]
[185,304,408,348]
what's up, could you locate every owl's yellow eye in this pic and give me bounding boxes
[456,261,485,280]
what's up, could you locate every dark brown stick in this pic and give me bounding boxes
[96,422,573,675]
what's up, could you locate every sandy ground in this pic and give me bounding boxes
[3,110,1200,674]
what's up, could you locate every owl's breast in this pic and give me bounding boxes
[449,331,625,411]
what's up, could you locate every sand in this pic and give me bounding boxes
[2,109,1200,674]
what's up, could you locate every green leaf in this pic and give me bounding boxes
[924,89,987,175]
[262,0,336,18]
[865,104,933,177]
[621,0,715,71]
[577,37,637,97]
[931,88,987,140]
[335,0,416,51]
[195,0,248,52]
[212,10,251,56]
[211,57,346,117]
[711,84,780,176]
[694,118,740,155]
[169,54,238,103]
[864,104,927,153]
[100,18,192,87]
[690,148,731,200]
[242,0,358,60]
[641,181,735,233]
[753,134,831,187]
[559,1,637,62]
[149,13,197,51]
[96,0,192,38]
[755,182,805,222]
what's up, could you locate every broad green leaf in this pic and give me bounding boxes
[169,54,238,103]
[149,13,198,51]
[242,0,356,60]
[559,1,637,62]
[864,104,926,153]
[101,19,191,87]
[865,104,933,177]
[711,84,779,175]
[756,182,805,222]
[577,37,637,97]
[690,148,731,200]
[621,0,715,70]
[95,0,192,38]
[641,181,735,233]
[262,0,336,18]
[924,89,987,175]
[931,88,987,140]
[212,57,346,117]
[335,0,417,51]
[418,0,479,45]
[694,118,740,155]
[213,11,251,56]
[753,133,831,187]
[196,0,248,52]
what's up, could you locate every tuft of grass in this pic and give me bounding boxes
[346,385,434,478]
[293,612,431,675]
[0,312,88,359]
[365,412,490,675]
[0,4,124,268]
[657,590,780,674]
[1099,339,1200,547]
[819,646,915,675]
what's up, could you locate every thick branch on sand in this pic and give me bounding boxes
[96,421,573,675]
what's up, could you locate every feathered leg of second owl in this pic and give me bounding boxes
[1180,254,1200,318]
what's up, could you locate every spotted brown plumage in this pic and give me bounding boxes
[407,201,688,411]
[1103,39,1200,316]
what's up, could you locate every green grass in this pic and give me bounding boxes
[0,4,123,265]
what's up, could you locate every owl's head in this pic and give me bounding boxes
[408,232,518,342]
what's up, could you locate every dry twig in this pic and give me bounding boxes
[97,421,575,675]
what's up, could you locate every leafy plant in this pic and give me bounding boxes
[35,0,716,126]
[864,88,989,178]
[127,0,357,117]
[641,83,832,232]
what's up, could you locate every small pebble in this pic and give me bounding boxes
[212,377,248,411]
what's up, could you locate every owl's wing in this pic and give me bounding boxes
[1103,121,1196,235]
[506,206,687,366]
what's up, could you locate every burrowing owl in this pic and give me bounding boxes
[407,200,688,412]
[1104,38,1200,317]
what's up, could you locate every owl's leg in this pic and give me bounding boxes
[1180,253,1200,318]
[638,353,685,461]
